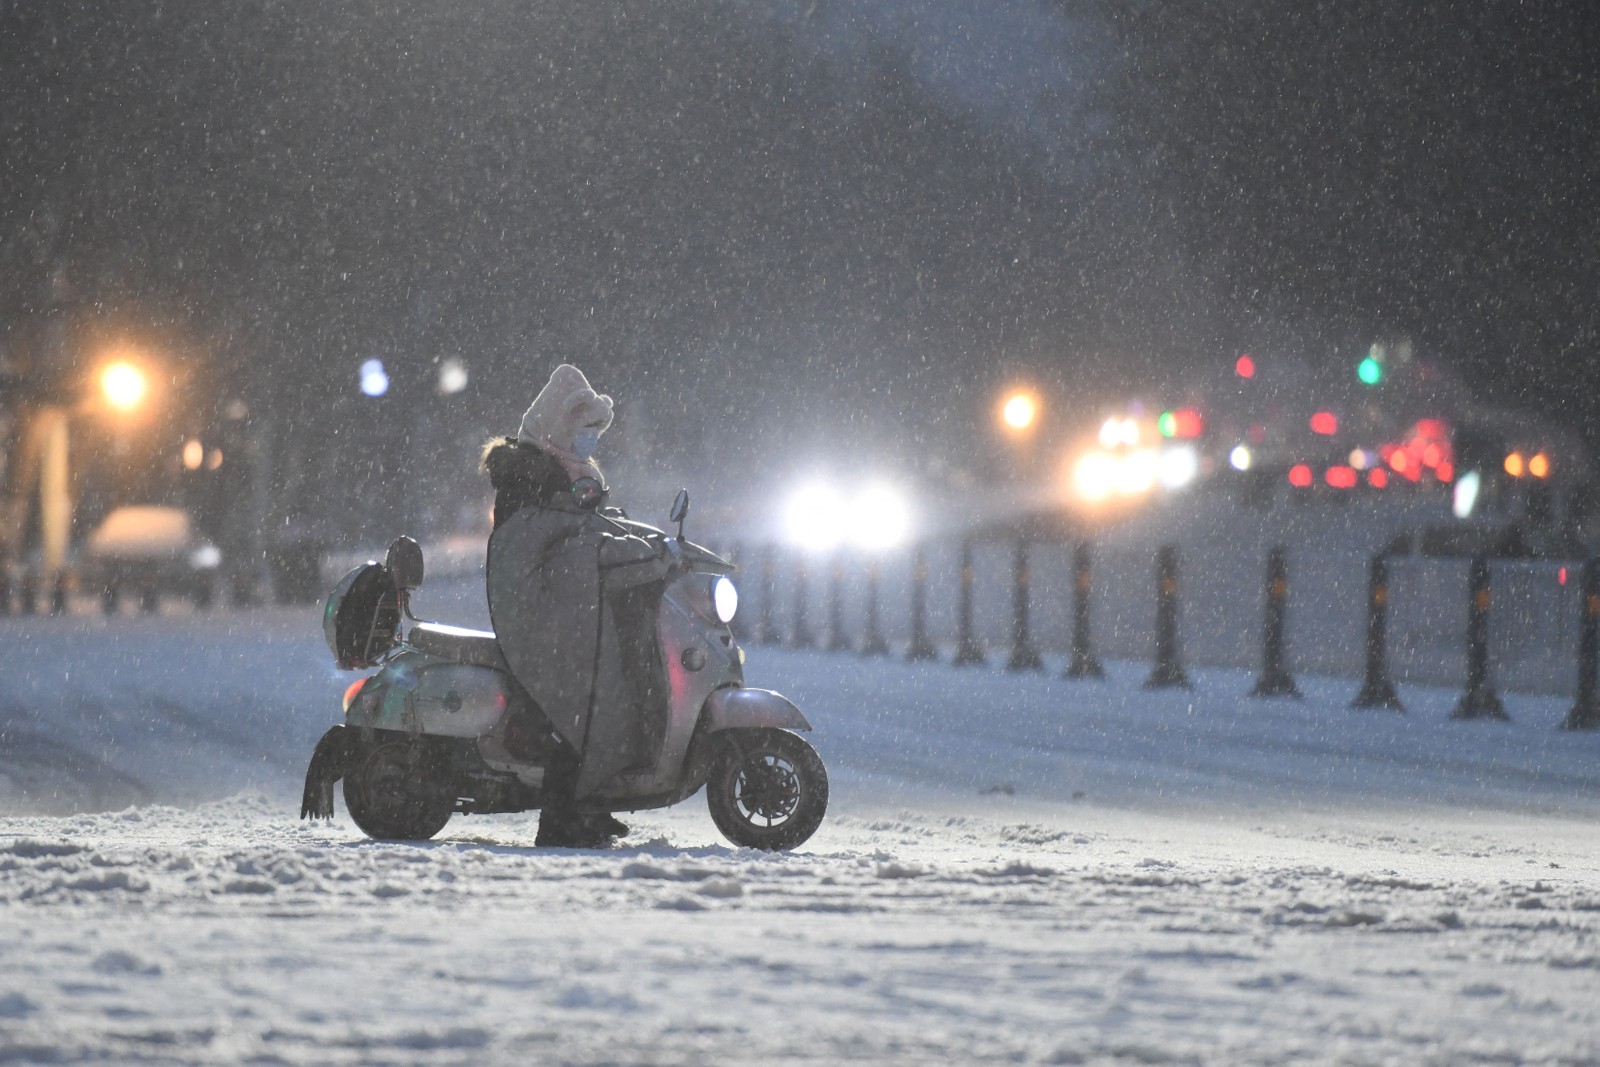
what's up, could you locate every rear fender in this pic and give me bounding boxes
[301,725,362,819]
[701,687,812,733]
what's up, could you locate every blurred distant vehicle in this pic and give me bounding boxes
[81,506,221,613]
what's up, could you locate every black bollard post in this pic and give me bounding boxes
[1006,538,1043,671]
[825,552,851,652]
[757,546,780,645]
[49,571,69,616]
[1562,558,1600,730]
[1250,546,1301,698]
[1352,553,1403,711]
[19,571,37,616]
[905,542,939,662]
[1452,555,1508,721]
[953,536,987,666]
[0,566,10,616]
[788,553,814,649]
[860,555,889,656]
[1144,545,1190,688]
[1064,542,1104,679]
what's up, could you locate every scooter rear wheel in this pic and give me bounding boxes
[342,738,455,841]
[706,728,828,851]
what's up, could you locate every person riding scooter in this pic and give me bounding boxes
[481,364,672,847]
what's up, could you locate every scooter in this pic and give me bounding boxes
[301,490,828,850]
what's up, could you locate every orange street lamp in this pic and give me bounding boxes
[100,360,149,413]
[1000,390,1038,433]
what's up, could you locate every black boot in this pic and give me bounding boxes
[535,808,611,848]
[535,809,628,848]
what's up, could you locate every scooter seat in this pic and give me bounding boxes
[409,622,509,672]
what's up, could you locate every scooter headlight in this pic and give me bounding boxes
[713,575,738,624]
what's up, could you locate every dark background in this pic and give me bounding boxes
[3,1,1597,541]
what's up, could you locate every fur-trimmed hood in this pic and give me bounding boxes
[481,437,572,528]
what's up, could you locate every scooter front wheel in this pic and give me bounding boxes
[706,728,828,851]
[342,738,455,841]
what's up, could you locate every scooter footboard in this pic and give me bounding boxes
[702,687,812,733]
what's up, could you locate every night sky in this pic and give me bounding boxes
[3,1,1597,532]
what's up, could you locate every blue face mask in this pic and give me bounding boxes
[572,428,601,460]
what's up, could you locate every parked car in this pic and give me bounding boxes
[81,506,221,613]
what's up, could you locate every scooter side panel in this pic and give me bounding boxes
[703,686,812,732]
[355,657,513,738]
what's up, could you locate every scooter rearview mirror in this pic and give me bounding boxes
[669,488,689,538]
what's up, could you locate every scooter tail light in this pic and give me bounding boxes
[342,676,370,713]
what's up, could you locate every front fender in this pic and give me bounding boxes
[702,686,812,733]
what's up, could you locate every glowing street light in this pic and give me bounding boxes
[100,360,149,413]
[783,481,913,552]
[1000,391,1038,432]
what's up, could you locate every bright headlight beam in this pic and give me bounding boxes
[713,576,738,623]
[852,484,910,550]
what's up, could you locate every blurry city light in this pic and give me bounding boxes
[1325,465,1357,490]
[1121,449,1157,494]
[1435,461,1454,483]
[1001,391,1038,432]
[1453,470,1482,518]
[437,358,469,395]
[1157,408,1203,439]
[783,482,911,551]
[1504,451,1525,478]
[1073,451,1119,501]
[1098,416,1140,449]
[1229,445,1252,471]
[1235,354,1256,379]
[208,448,224,470]
[852,484,911,551]
[360,359,390,397]
[1529,452,1551,478]
[1368,468,1390,489]
[1158,446,1199,489]
[181,439,204,471]
[1357,355,1383,385]
[1288,464,1313,488]
[1309,411,1338,436]
[784,483,847,551]
[100,360,148,412]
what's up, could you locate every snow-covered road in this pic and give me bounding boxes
[3,596,1599,1064]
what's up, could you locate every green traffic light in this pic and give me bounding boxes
[1357,356,1383,385]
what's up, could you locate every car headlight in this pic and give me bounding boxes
[713,575,738,624]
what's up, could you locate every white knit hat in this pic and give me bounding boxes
[516,364,614,450]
